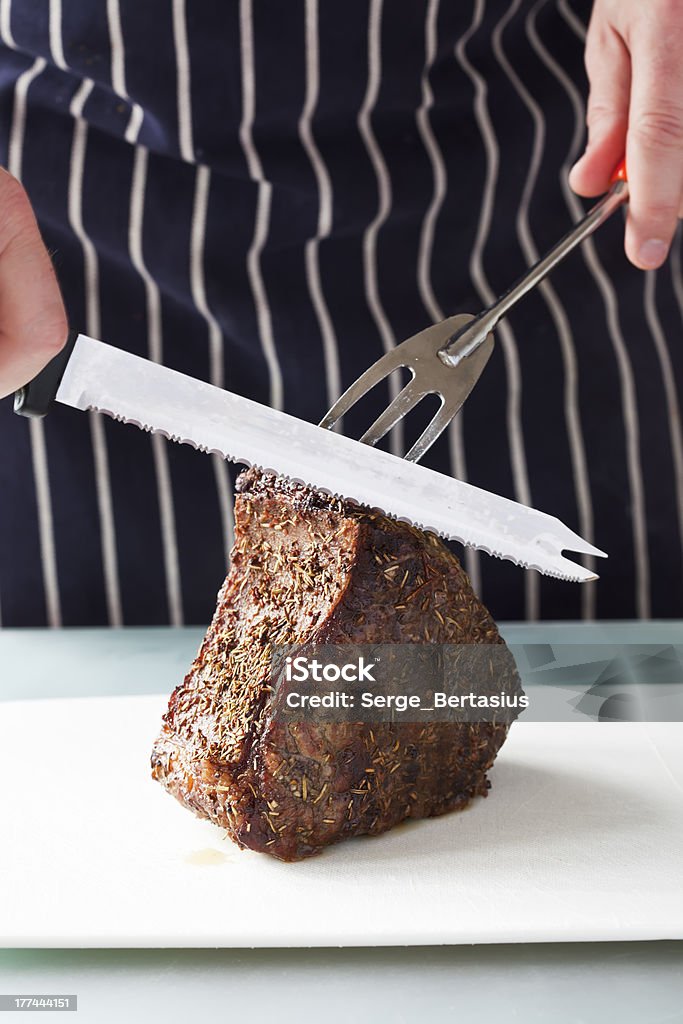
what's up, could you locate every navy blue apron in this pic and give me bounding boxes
[0,0,681,626]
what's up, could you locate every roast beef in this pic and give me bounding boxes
[151,468,522,861]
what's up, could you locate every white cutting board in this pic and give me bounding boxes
[1,694,682,947]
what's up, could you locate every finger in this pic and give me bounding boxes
[0,169,68,400]
[569,18,630,198]
[624,20,683,269]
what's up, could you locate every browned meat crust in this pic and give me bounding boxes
[151,468,522,861]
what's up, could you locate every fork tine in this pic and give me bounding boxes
[404,400,456,463]
[359,378,424,448]
[319,347,410,429]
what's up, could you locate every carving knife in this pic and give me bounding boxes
[14,331,607,582]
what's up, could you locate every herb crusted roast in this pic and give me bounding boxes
[151,468,522,861]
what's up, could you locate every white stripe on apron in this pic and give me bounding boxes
[7,47,61,627]
[299,0,342,418]
[415,0,482,596]
[456,0,535,619]
[108,0,185,626]
[238,0,284,412]
[557,0,651,618]
[67,75,125,626]
[358,0,404,458]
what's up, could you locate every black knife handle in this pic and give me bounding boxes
[13,329,79,418]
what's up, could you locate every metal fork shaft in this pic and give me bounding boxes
[440,178,629,368]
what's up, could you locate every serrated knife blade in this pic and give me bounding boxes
[45,334,606,582]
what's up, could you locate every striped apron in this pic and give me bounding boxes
[0,0,681,626]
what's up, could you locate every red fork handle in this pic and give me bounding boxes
[610,157,627,185]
